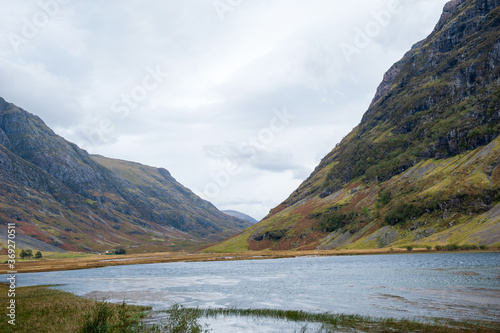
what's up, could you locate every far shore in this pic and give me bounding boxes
[2,247,498,274]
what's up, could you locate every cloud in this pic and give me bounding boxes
[0,57,82,127]
[0,0,450,219]
[204,141,311,179]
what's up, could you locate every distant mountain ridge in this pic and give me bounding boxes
[0,98,252,252]
[206,0,500,252]
[222,210,258,224]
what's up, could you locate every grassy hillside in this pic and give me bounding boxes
[207,137,500,252]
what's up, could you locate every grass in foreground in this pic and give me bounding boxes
[188,308,500,333]
[2,284,499,332]
[0,284,149,333]
[0,284,208,333]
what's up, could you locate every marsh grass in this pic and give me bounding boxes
[0,284,149,333]
[189,308,500,333]
[0,284,207,333]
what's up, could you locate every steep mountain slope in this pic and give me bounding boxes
[0,98,251,252]
[207,0,500,252]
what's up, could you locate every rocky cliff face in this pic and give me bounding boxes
[0,99,251,251]
[206,0,500,252]
[308,0,500,199]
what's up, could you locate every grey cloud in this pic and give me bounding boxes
[0,0,450,220]
[204,141,311,179]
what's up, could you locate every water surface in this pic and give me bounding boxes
[12,253,500,330]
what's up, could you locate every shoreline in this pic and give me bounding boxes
[4,247,499,274]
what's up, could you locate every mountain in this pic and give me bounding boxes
[222,210,258,224]
[0,98,252,252]
[206,0,500,252]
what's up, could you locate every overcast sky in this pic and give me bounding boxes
[0,0,449,220]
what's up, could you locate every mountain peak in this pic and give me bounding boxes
[222,210,258,224]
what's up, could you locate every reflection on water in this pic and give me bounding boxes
[13,253,500,330]
[143,312,322,333]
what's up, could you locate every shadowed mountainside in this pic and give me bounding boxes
[0,98,252,252]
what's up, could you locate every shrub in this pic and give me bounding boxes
[79,301,148,333]
[35,251,43,259]
[435,244,477,251]
[114,302,141,333]
[479,245,488,250]
[406,246,413,252]
[162,304,209,333]
[113,248,126,255]
[79,301,114,333]
[362,206,370,217]
[459,244,477,250]
[378,190,392,205]
[384,203,423,226]
[425,246,431,251]
[20,249,34,259]
[319,211,356,232]
[444,244,459,251]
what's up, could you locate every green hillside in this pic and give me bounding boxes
[206,0,500,252]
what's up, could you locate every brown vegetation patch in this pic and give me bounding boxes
[298,242,321,250]
[290,200,322,216]
[297,231,325,249]
[269,204,287,215]
[270,230,325,251]
[18,225,53,244]
[346,188,373,211]
[491,164,500,184]
[344,181,362,192]
[248,238,274,251]
[292,217,315,232]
